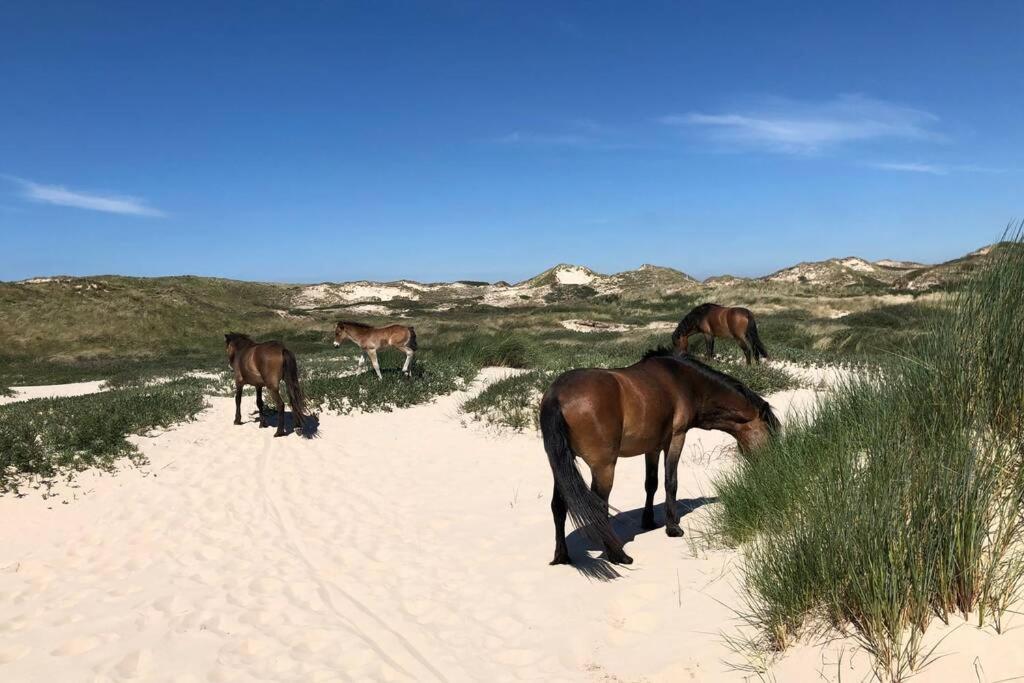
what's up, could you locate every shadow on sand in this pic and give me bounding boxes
[564,496,718,581]
[254,409,321,438]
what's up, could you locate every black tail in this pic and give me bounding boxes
[407,326,418,351]
[282,349,309,429]
[540,396,624,556]
[746,317,769,360]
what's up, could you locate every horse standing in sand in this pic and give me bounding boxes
[333,321,418,379]
[542,349,778,565]
[224,333,309,437]
[672,303,769,365]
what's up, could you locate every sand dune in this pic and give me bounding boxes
[1,369,1022,682]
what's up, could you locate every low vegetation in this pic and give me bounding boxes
[0,377,212,493]
[712,227,1024,680]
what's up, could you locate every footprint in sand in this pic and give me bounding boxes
[0,643,31,663]
[52,635,102,656]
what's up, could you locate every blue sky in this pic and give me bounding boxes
[2,1,1021,283]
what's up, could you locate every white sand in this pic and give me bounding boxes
[1,369,1022,681]
[0,380,107,405]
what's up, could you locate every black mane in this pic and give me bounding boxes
[671,302,719,343]
[640,348,780,433]
[225,331,254,345]
[337,320,372,330]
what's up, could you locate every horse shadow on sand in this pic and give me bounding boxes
[564,496,718,581]
[252,409,321,439]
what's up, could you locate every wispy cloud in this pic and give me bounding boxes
[5,176,165,217]
[662,94,943,154]
[493,120,634,150]
[867,161,1005,176]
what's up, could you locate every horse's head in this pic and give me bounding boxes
[333,322,348,347]
[735,405,780,456]
[224,332,251,366]
[672,333,690,355]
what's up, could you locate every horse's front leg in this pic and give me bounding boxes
[664,433,686,537]
[233,382,244,425]
[704,334,715,361]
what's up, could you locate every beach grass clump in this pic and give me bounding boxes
[712,225,1024,680]
[461,369,553,430]
[0,377,211,493]
[303,347,478,414]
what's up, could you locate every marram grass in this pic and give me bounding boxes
[712,224,1024,681]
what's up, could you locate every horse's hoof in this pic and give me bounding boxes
[666,525,684,538]
[233,419,243,426]
[608,550,634,565]
[549,553,571,566]
[273,431,286,438]
[259,423,268,429]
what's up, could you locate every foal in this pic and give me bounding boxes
[333,321,417,379]
[542,349,779,565]
[225,333,309,437]
[672,303,769,364]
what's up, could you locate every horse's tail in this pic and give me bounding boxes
[407,326,418,351]
[282,348,309,427]
[540,395,624,556]
[746,315,769,360]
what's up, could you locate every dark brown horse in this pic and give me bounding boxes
[225,333,309,437]
[672,303,768,364]
[542,349,779,566]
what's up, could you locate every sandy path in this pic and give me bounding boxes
[1,369,1021,682]
[0,380,108,405]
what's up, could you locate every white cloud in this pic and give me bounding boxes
[6,176,164,217]
[868,161,948,175]
[866,161,1004,175]
[662,94,943,154]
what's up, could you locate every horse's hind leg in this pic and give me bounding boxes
[401,347,415,376]
[268,385,287,437]
[704,334,715,360]
[256,387,268,427]
[550,484,570,565]
[737,337,753,365]
[642,451,659,530]
[233,382,244,425]
[590,462,633,564]
[664,434,686,537]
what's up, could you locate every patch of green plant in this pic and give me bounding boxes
[0,377,211,493]
[303,348,477,414]
[461,370,552,430]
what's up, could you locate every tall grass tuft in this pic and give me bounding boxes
[712,225,1024,680]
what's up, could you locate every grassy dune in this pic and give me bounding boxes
[712,228,1024,680]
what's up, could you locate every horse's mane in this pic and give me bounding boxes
[337,320,373,330]
[640,347,780,433]
[671,302,719,343]
[225,332,254,345]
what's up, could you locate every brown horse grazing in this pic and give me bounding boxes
[542,349,779,566]
[333,321,417,380]
[225,333,309,437]
[672,303,768,364]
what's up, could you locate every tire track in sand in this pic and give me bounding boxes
[255,436,451,682]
